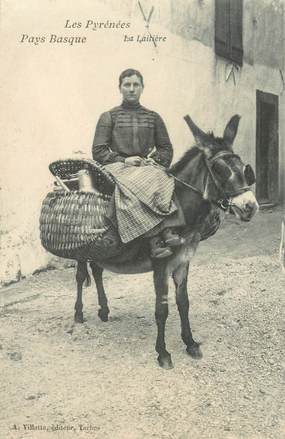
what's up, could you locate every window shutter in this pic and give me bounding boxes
[215,0,231,59]
[215,0,243,66]
[230,0,243,65]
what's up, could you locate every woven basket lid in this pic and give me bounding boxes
[49,158,115,195]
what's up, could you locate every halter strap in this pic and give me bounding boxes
[206,150,241,163]
[167,149,250,211]
[205,152,250,198]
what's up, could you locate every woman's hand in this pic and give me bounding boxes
[143,158,157,166]
[125,156,143,166]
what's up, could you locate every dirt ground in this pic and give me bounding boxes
[1,207,285,439]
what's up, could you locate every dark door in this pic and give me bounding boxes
[256,90,279,205]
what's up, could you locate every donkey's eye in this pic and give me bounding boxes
[212,160,232,182]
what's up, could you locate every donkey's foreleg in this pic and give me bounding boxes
[75,261,88,323]
[89,262,109,322]
[153,261,173,369]
[173,263,202,359]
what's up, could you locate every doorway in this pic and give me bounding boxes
[256,90,279,205]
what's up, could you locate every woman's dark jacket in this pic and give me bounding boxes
[92,101,173,167]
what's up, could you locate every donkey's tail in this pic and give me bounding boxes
[84,267,92,287]
[76,261,92,287]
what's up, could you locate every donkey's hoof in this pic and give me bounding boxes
[74,313,84,324]
[157,354,174,370]
[186,343,203,359]
[98,309,109,322]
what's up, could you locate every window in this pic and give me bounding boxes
[215,0,243,66]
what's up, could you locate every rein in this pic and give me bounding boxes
[168,171,231,211]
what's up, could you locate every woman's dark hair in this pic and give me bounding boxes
[119,69,144,87]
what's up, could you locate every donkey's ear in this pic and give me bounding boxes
[223,115,241,147]
[184,115,212,157]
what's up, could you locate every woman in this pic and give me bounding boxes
[92,68,184,258]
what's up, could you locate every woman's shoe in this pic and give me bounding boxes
[162,228,184,247]
[149,236,173,259]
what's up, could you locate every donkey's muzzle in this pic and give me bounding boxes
[230,191,259,222]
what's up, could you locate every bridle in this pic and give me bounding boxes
[166,150,253,212]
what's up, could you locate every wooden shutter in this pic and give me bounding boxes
[230,0,243,65]
[215,0,243,66]
[215,0,231,60]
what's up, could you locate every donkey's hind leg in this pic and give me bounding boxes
[75,261,89,323]
[172,263,202,359]
[90,262,110,322]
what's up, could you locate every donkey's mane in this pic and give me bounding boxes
[169,132,225,175]
[207,132,224,144]
[169,146,200,175]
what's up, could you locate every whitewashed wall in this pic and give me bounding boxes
[0,0,284,285]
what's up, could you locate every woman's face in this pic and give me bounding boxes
[120,74,143,104]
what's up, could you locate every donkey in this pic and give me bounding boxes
[74,115,259,369]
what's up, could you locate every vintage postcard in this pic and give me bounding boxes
[1,1,284,438]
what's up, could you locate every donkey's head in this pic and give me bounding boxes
[184,114,259,221]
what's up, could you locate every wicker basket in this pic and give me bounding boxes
[49,158,115,195]
[40,190,121,259]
